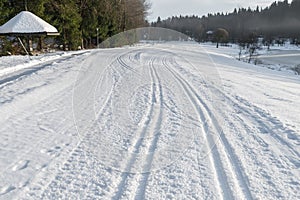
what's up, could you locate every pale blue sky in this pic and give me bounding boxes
[147,0,276,21]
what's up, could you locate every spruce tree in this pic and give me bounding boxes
[44,0,82,50]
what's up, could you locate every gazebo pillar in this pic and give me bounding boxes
[38,36,44,51]
[27,37,33,52]
[0,11,59,55]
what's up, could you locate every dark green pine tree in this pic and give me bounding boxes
[1,0,150,52]
[0,0,12,24]
[0,0,50,24]
[44,0,82,50]
[78,0,98,48]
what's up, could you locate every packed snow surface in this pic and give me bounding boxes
[0,42,299,199]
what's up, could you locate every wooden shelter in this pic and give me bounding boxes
[0,11,59,55]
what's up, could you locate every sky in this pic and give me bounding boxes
[147,0,277,21]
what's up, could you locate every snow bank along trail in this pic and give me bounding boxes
[0,43,299,199]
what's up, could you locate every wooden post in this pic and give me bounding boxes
[17,37,31,59]
[28,38,33,52]
[38,36,43,51]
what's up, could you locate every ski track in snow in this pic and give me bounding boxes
[161,55,253,200]
[0,43,299,199]
[111,55,164,200]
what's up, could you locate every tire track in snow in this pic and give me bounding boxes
[207,83,300,165]
[235,96,300,157]
[163,57,253,200]
[20,52,116,199]
[116,55,136,73]
[162,57,229,200]
[207,85,300,198]
[169,57,256,200]
[167,50,299,197]
[22,52,121,199]
[94,51,140,122]
[132,56,164,200]
[109,52,156,199]
[73,50,147,199]
[112,54,164,199]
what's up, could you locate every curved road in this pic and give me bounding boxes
[0,43,299,199]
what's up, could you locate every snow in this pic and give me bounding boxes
[0,51,88,77]
[200,42,300,75]
[0,42,299,199]
[0,11,58,35]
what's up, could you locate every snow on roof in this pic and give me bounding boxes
[0,11,59,35]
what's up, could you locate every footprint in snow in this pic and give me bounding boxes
[40,146,62,157]
[11,160,30,171]
[0,185,16,196]
[17,179,29,188]
[287,133,297,140]
[286,130,299,141]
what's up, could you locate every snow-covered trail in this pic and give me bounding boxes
[0,43,299,199]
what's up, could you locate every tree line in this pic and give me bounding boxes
[0,0,150,51]
[152,0,300,45]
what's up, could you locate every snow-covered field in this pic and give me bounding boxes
[202,42,300,75]
[0,42,299,199]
